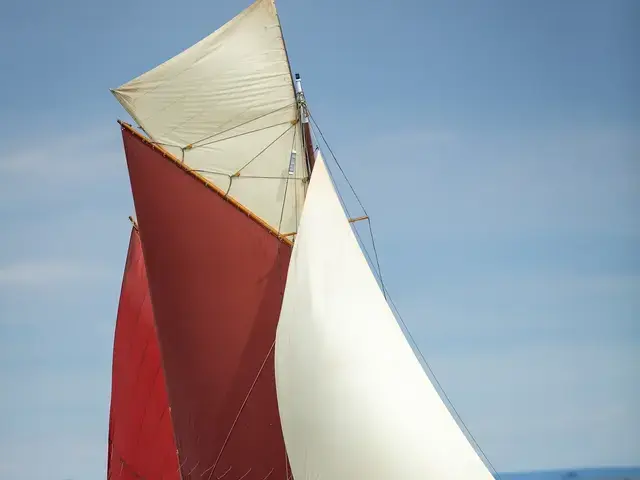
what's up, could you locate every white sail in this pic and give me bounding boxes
[275,152,495,479]
[112,0,306,235]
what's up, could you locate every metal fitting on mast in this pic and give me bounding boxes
[295,73,309,124]
[294,73,316,174]
[294,72,303,95]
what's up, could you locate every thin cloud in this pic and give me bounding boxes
[334,126,640,238]
[0,127,123,178]
[0,260,109,288]
[0,126,128,207]
[0,435,106,480]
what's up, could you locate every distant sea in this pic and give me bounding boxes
[497,467,640,480]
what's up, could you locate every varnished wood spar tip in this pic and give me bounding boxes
[279,216,369,238]
[117,120,293,247]
[128,216,139,231]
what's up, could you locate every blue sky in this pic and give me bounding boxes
[0,0,638,478]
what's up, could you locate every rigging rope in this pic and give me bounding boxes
[234,124,295,177]
[307,114,386,297]
[202,189,292,479]
[277,123,297,233]
[204,341,279,480]
[192,120,293,150]
[183,102,296,149]
[307,113,502,480]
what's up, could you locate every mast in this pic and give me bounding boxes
[295,73,316,175]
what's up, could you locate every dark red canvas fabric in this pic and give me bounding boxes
[121,126,291,479]
[107,228,180,480]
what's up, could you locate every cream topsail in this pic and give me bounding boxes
[274,152,495,479]
[112,0,306,235]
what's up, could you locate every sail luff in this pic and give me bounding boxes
[274,153,495,479]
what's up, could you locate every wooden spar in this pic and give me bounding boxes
[279,216,369,238]
[118,120,293,247]
[302,115,315,174]
[128,215,139,231]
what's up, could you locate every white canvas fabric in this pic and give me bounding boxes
[275,152,495,479]
[112,0,306,234]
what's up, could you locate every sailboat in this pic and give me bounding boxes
[106,0,497,478]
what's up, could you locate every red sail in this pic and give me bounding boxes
[120,124,292,479]
[107,227,180,480]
